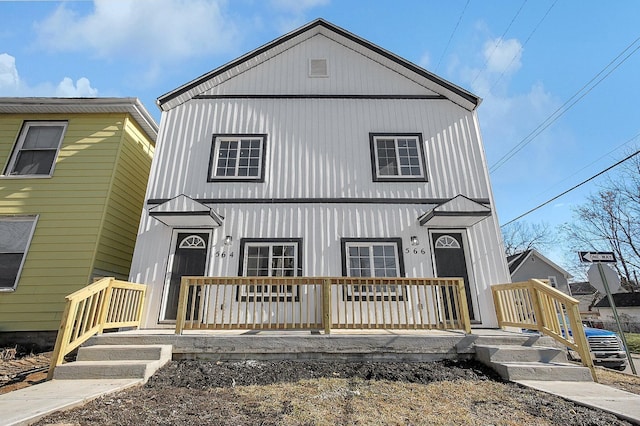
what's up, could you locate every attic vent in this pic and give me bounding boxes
[309,59,328,77]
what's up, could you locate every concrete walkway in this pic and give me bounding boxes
[1,376,640,425]
[0,378,142,426]
[516,380,640,424]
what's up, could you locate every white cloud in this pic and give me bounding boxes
[0,53,98,98]
[56,77,98,97]
[0,53,21,93]
[483,37,522,74]
[34,0,238,61]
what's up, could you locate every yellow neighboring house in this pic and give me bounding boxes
[0,98,157,343]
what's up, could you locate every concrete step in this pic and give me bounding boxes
[53,344,172,382]
[475,345,568,364]
[77,345,171,362]
[490,361,593,382]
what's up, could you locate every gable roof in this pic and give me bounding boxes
[506,249,572,278]
[157,18,480,112]
[418,194,491,227]
[0,97,158,142]
[594,292,640,308]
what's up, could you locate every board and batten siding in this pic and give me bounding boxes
[0,113,153,332]
[132,202,504,328]
[148,98,490,202]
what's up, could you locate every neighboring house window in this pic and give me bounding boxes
[369,133,427,182]
[341,238,405,300]
[0,216,38,290]
[238,239,302,301]
[4,122,67,177]
[548,276,558,288]
[208,134,267,182]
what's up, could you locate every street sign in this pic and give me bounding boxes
[587,263,621,294]
[579,251,617,263]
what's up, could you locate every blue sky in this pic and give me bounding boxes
[1,0,639,267]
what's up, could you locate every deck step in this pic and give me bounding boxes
[474,344,592,382]
[475,345,568,364]
[490,361,593,381]
[77,345,171,362]
[52,344,172,382]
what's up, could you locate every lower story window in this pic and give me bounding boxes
[0,216,38,290]
[239,239,302,301]
[341,238,405,300]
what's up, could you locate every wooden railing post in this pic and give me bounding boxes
[175,277,189,335]
[47,298,77,380]
[97,277,115,334]
[454,279,472,334]
[323,279,332,335]
[568,303,597,381]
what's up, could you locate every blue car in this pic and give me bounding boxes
[567,324,628,371]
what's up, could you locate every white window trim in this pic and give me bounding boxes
[344,240,402,300]
[209,135,266,181]
[371,134,426,180]
[3,121,67,178]
[0,215,38,291]
[548,276,558,288]
[240,240,300,301]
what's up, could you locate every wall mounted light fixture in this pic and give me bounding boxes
[224,235,232,245]
[410,236,419,246]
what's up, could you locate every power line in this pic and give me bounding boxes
[488,0,557,92]
[532,131,640,200]
[470,0,527,87]
[490,35,640,173]
[501,148,640,227]
[435,0,470,72]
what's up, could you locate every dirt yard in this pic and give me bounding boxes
[27,359,639,426]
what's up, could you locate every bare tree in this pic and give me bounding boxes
[501,221,558,256]
[562,151,640,291]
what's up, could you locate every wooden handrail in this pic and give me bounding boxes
[47,277,146,380]
[175,276,471,334]
[492,279,597,381]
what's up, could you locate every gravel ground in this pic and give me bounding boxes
[33,359,636,426]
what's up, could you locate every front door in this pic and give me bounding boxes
[431,232,475,320]
[162,232,209,321]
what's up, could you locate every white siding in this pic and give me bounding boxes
[131,203,506,328]
[147,98,490,201]
[201,34,439,96]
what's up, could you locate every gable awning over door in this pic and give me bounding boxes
[418,194,491,227]
[148,194,223,227]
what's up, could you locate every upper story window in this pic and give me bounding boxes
[0,216,38,291]
[369,133,427,182]
[208,134,266,182]
[4,121,67,177]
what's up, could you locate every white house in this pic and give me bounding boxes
[129,19,510,329]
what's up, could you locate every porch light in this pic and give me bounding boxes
[224,235,233,245]
[410,236,419,246]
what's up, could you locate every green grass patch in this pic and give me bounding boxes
[624,333,640,354]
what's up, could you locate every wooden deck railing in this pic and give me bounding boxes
[47,277,146,380]
[492,279,596,381]
[175,277,471,334]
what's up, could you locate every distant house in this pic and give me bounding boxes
[569,281,600,319]
[129,18,511,329]
[0,98,157,343]
[507,249,572,295]
[594,292,640,332]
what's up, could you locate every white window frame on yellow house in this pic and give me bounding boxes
[0,215,38,291]
[3,121,67,177]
